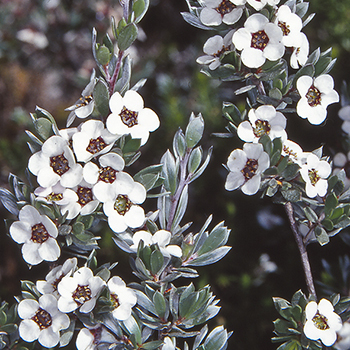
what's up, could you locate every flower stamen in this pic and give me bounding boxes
[99,166,117,183]
[86,137,107,155]
[215,0,235,16]
[306,85,322,107]
[251,30,269,51]
[119,106,138,127]
[312,312,330,330]
[77,186,93,206]
[73,285,92,305]
[278,21,290,36]
[253,120,271,137]
[114,195,132,215]
[31,223,49,244]
[50,154,70,175]
[32,308,52,330]
[308,168,320,185]
[242,159,259,180]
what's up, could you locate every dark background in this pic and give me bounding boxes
[1,0,350,348]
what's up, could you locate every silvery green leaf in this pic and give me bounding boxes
[185,246,231,266]
[115,55,131,94]
[134,290,158,316]
[133,0,149,23]
[296,2,309,18]
[0,188,19,216]
[94,78,110,118]
[122,315,142,345]
[161,150,178,195]
[188,147,202,174]
[193,325,208,349]
[315,226,329,246]
[117,23,138,51]
[25,129,43,147]
[59,319,75,347]
[318,58,337,76]
[153,291,167,319]
[203,326,228,350]
[185,113,204,148]
[173,128,187,158]
[190,146,213,183]
[292,63,315,86]
[92,28,106,79]
[306,48,320,66]
[131,78,147,92]
[302,12,315,27]
[192,305,220,326]
[34,117,54,140]
[140,341,164,350]
[150,249,164,275]
[197,222,229,256]
[269,87,283,101]
[172,185,188,231]
[303,207,318,223]
[234,85,256,95]
[181,12,213,30]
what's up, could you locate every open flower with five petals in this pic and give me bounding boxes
[34,182,78,207]
[28,135,83,188]
[304,299,342,347]
[130,230,182,258]
[57,266,106,314]
[296,74,339,125]
[246,0,279,11]
[72,119,117,163]
[83,152,125,203]
[225,143,270,195]
[18,294,70,348]
[106,90,160,146]
[107,276,137,321]
[300,152,331,198]
[237,105,287,143]
[199,0,245,27]
[232,13,285,68]
[9,205,60,265]
[103,172,146,233]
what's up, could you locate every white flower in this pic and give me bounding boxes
[103,172,146,233]
[28,135,83,188]
[9,205,60,265]
[34,182,78,206]
[57,266,106,313]
[246,0,279,11]
[332,152,350,189]
[338,105,350,135]
[237,105,287,143]
[60,180,99,220]
[225,142,270,195]
[36,258,77,298]
[76,325,116,350]
[197,30,234,70]
[282,139,304,166]
[334,322,350,350]
[300,153,331,198]
[83,152,125,203]
[65,70,96,127]
[199,0,245,26]
[232,13,285,68]
[107,276,137,321]
[106,90,160,146]
[274,5,303,48]
[162,337,176,350]
[131,230,182,258]
[18,294,70,348]
[296,74,339,125]
[290,32,309,69]
[72,119,117,163]
[303,299,342,347]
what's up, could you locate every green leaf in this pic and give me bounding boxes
[34,117,54,140]
[269,87,283,100]
[140,341,164,350]
[122,316,142,345]
[94,78,110,118]
[197,222,229,256]
[153,291,167,319]
[173,128,187,158]
[96,44,111,66]
[203,326,228,350]
[150,249,164,275]
[0,188,19,216]
[292,64,315,86]
[185,113,204,148]
[188,147,202,174]
[161,150,177,195]
[133,0,149,23]
[303,206,318,223]
[222,101,242,125]
[117,23,138,51]
[315,226,329,245]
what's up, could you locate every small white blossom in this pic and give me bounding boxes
[131,230,182,258]
[28,135,83,188]
[296,74,339,125]
[65,70,96,127]
[60,180,99,220]
[300,152,331,198]
[246,0,279,11]
[9,205,60,265]
[199,0,245,27]
[197,30,234,70]
[106,90,160,146]
[332,151,350,189]
[103,172,146,233]
[338,105,350,135]
[225,143,270,195]
[34,182,78,206]
[237,105,287,143]
[57,266,106,314]
[281,139,304,166]
[76,325,116,350]
[290,32,309,69]
[334,322,350,350]
[107,276,137,321]
[72,119,117,163]
[304,299,342,347]
[162,337,176,350]
[232,13,285,68]
[36,258,77,298]
[83,152,125,203]
[274,5,303,48]
[18,294,70,348]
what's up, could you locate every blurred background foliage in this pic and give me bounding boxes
[1,0,350,348]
